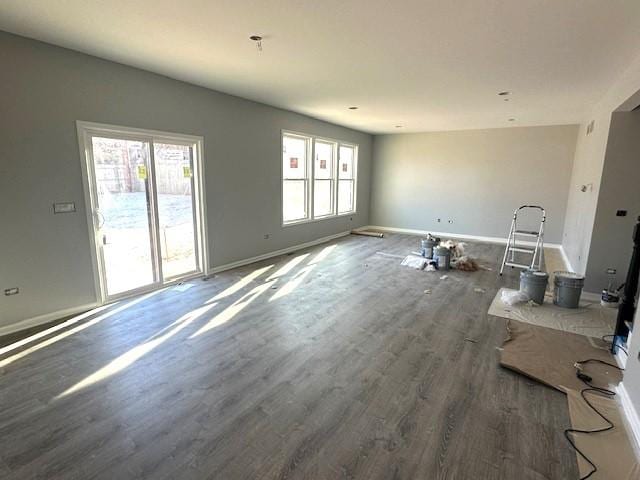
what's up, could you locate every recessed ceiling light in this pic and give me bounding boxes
[348,106,359,110]
[498,91,511,96]
[508,118,516,122]
[395,125,403,128]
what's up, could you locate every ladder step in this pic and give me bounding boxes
[505,261,531,269]
[514,230,539,237]
[508,247,535,254]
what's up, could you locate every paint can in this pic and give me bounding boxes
[421,237,439,259]
[519,269,548,305]
[553,271,585,308]
[434,246,451,270]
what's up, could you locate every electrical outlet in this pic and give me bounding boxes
[437,218,441,223]
[264,234,270,240]
[448,220,454,224]
[4,287,19,296]
[617,210,627,217]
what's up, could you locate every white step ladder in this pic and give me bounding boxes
[499,205,545,275]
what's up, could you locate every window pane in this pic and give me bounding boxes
[338,180,354,213]
[314,179,333,217]
[339,145,355,179]
[315,141,334,179]
[283,135,307,179]
[283,180,307,222]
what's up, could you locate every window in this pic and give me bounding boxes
[282,131,357,225]
[282,133,311,223]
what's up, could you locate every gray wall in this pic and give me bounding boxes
[585,110,640,292]
[0,31,372,328]
[370,126,578,243]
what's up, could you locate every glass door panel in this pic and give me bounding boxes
[153,142,198,279]
[91,136,156,297]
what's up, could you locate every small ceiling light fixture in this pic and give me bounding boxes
[508,118,516,122]
[498,91,511,96]
[348,106,359,110]
[249,35,263,51]
[395,125,403,128]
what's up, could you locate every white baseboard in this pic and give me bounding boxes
[209,230,351,275]
[617,382,640,460]
[364,225,562,249]
[0,231,352,339]
[0,302,99,337]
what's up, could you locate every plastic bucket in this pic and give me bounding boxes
[421,238,439,259]
[434,246,451,270]
[519,269,549,305]
[553,271,585,309]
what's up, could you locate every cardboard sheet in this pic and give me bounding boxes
[567,389,640,479]
[499,320,622,393]
[489,287,616,339]
[499,320,637,479]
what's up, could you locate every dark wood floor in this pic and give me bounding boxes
[0,233,577,479]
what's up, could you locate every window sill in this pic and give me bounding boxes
[282,211,356,228]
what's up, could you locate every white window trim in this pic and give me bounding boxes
[282,130,358,227]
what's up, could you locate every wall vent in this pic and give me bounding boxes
[586,120,595,135]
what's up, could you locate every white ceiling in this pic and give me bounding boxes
[2,0,640,134]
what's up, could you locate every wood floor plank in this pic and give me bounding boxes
[0,233,577,479]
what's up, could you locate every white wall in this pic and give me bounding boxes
[625,310,640,429]
[0,31,372,329]
[370,126,578,243]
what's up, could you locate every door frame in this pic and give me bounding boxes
[76,120,209,305]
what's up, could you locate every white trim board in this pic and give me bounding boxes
[209,230,351,274]
[617,382,640,461]
[363,225,563,249]
[0,302,98,338]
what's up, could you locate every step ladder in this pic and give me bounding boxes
[499,205,545,275]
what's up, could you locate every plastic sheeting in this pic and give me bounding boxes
[489,287,615,339]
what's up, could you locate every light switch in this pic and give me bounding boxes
[53,202,76,214]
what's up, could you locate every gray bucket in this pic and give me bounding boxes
[421,238,439,259]
[434,246,451,270]
[520,269,549,305]
[553,271,585,308]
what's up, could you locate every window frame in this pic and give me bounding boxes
[281,130,358,226]
[281,132,313,224]
[337,142,358,215]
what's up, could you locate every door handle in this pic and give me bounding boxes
[95,210,105,229]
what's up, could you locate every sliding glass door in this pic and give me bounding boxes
[91,136,157,296]
[79,123,206,302]
[153,142,199,279]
